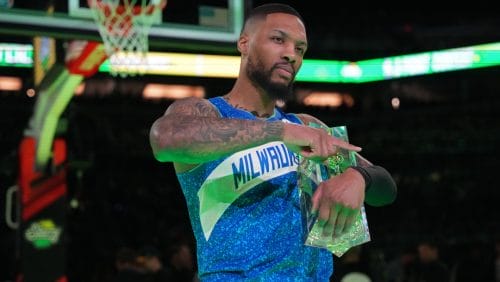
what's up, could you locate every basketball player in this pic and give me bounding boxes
[149,3,397,280]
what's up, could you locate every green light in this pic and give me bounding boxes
[0,43,33,67]
[296,60,349,83]
[353,42,500,83]
[465,42,500,69]
[33,70,83,168]
[98,60,110,72]
[3,42,500,83]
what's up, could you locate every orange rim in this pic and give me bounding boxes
[87,0,167,16]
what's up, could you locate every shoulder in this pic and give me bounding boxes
[164,97,219,117]
[294,113,328,127]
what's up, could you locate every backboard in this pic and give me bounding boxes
[0,0,245,53]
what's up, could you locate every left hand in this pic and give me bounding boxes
[311,167,365,238]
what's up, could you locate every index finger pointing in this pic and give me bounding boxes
[333,139,361,152]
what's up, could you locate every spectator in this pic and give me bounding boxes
[113,247,153,282]
[407,240,449,282]
[139,245,173,282]
[165,241,198,282]
[450,241,495,282]
[384,246,417,282]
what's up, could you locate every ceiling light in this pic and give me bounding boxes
[0,76,22,91]
[143,84,205,100]
[300,91,344,107]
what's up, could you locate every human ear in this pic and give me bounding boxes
[237,34,249,55]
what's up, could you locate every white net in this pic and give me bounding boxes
[87,0,166,77]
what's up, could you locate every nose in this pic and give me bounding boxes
[282,43,297,64]
[283,54,296,64]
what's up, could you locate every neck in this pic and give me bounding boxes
[225,79,276,118]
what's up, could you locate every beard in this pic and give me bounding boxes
[246,55,295,101]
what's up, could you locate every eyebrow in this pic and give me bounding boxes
[272,29,308,48]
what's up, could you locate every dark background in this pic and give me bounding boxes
[1,1,500,281]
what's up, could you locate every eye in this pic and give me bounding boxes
[271,36,284,43]
[296,47,305,55]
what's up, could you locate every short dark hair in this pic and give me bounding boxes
[244,3,304,27]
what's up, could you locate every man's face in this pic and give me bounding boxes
[245,13,308,101]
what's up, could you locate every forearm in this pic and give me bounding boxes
[149,115,284,163]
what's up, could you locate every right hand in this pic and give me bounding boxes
[311,167,365,237]
[282,123,361,161]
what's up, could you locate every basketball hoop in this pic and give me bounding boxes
[87,0,167,77]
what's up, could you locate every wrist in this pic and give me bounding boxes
[349,166,372,191]
[280,122,297,142]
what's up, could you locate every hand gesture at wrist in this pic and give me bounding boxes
[311,167,365,238]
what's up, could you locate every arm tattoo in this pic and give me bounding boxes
[155,97,284,163]
[165,97,219,117]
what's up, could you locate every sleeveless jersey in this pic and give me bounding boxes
[176,97,333,281]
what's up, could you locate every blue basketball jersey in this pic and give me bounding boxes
[176,97,333,281]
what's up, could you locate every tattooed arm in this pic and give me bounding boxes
[149,97,282,170]
[149,98,361,172]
